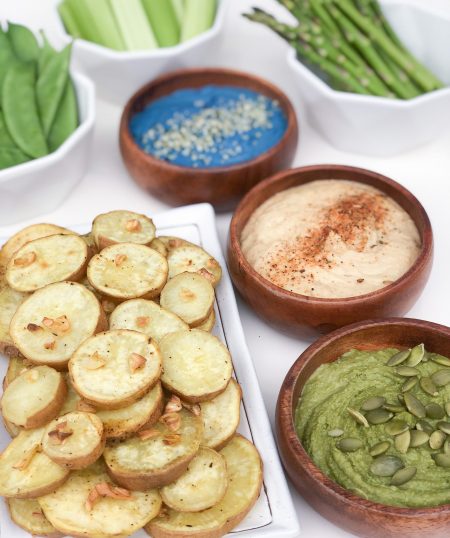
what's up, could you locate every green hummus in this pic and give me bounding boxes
[295,348,450,507]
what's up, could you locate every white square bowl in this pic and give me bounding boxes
[53,0,228,107]
[0,72,95,226]
[285,0,450,156]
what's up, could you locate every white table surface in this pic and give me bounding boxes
[2,1,450,536]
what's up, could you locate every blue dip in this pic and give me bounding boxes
[130,85,288,168]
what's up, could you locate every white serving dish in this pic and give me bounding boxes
[0,72,95,227]
[0,203,301,538]
[285,0,450,156]
[53,0,227,106]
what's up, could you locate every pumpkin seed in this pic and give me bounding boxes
[433,453,450,468]
[425,403,445,420]
[446,402,450,416]
[419,377,438,397]
[369,441,390,457]
[431,355,450,367]
[370,455,404,477]
[385,420,409,436]
[347,408,369,428]
[383,403,405,413]
[444,438,450,454]
[429,430,446,450]
[410,430,429,447]
[437,421,450,435]
[394,429,411,454]
[337,438,363,452]
[397,394,405,404]
[387,349,411,367]
[328,429,344,437]
[391,466,416,486]
[406,344,425,367]
[404,393,426,418]
[401,377,418,392]
[396,366,420,377]
[431,369,450,387]
[366,408,393,425]
[416,419,434,434]
[361,396,386,412]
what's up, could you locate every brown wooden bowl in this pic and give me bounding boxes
[276,317,450,538]
[227,165,433,338]
[119,68,298,212]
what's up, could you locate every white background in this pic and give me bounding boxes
[2,1,450,536]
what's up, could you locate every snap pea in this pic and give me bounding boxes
[2,62,48,158]
[36,44,71,136]
[0,146,31,170]
[38,31,57,75]
[0,28,16,102]
[7,23,40,62]
[48,78,78,152]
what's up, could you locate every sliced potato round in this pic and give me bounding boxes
[7,498,62,537]
[161,447,227,512]
[10,281,107,370]
[42,412,105,470]
[104,408,203,490]
[1,365,67,429]
[3,418,22,438]
[157,236,196,251]
[167,245,222,287]
[0,428,69,498]
[59,374,83,415]
[69,329,162,409]
[6,234,89,293]
[150,238,168,257]
[87,243,168,301]
[160,272,214,327]
[109,298,188,343]
[196,308,216,332]
[0,285,28,357]
[82,232,98,258]
[38,460,161,538]
[3,356,33,389]
[147,435,263,538]
[200,379,242,450]
[160,330,232,403]
[92,210,156,250]
[97,381,164,439]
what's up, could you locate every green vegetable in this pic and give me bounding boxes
[48,79,78,152]
[2,61,48,158]
[0,146,31,169]
[109,0,158,51]
[181,0,216,42]
[141,0,180,47]
[58,2,82,38]
[0,27,17,103]
[37,44,71,137]
[38,31,58,76]
[7,23,40,62]
[171,0,185,24]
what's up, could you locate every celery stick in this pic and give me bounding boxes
[58,1,82,38]
[109,0,158,51]
[65,0,125,50]
[171,0,185,24]
[141,0,180,47]
[181,0,216,42]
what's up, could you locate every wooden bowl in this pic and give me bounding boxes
[227,165,433,338]
[276,318,450,538]
[119,68,298,212]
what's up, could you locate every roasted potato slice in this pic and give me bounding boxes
[0,428,69,498]
[157,236,196,251]
[3,356,33,389]
[0,285,28,357]
[160,330,232,403]
[161,447,227,512]
[147,435,263,538]
[196,308,216,332]
[109,298,188,343]
[1,365,66,429]
[92,210,156,250]
[167,245,222,287]
[97,381,164,439]
[150,238,168,257]
[10,281,107,370]
[69,329,162,409]
[3,418,22,438]
[38,460,161,538]
[87,243,168,301]
[42,412,105,470]
[82,232,98,258]
[160,272,214,327]
[7,498,62,537]
[104,408,203,490]
[6,234,89,293]
[200,379,242,450]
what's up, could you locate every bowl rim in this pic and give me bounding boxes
[276,316,450,516]
[53,0,227,59]
[0,71,95,183]
[229,164,433,305]
[119,67,299,175]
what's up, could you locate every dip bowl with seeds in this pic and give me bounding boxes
[276,318,450,538]
[228,165,433,337]
[119,68,298,211]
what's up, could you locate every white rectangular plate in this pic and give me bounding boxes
[0,203,300,538]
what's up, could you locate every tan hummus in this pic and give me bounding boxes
[241,180,421,298]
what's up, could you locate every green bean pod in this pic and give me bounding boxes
[48,78,78,152]
[7,23,40,62]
